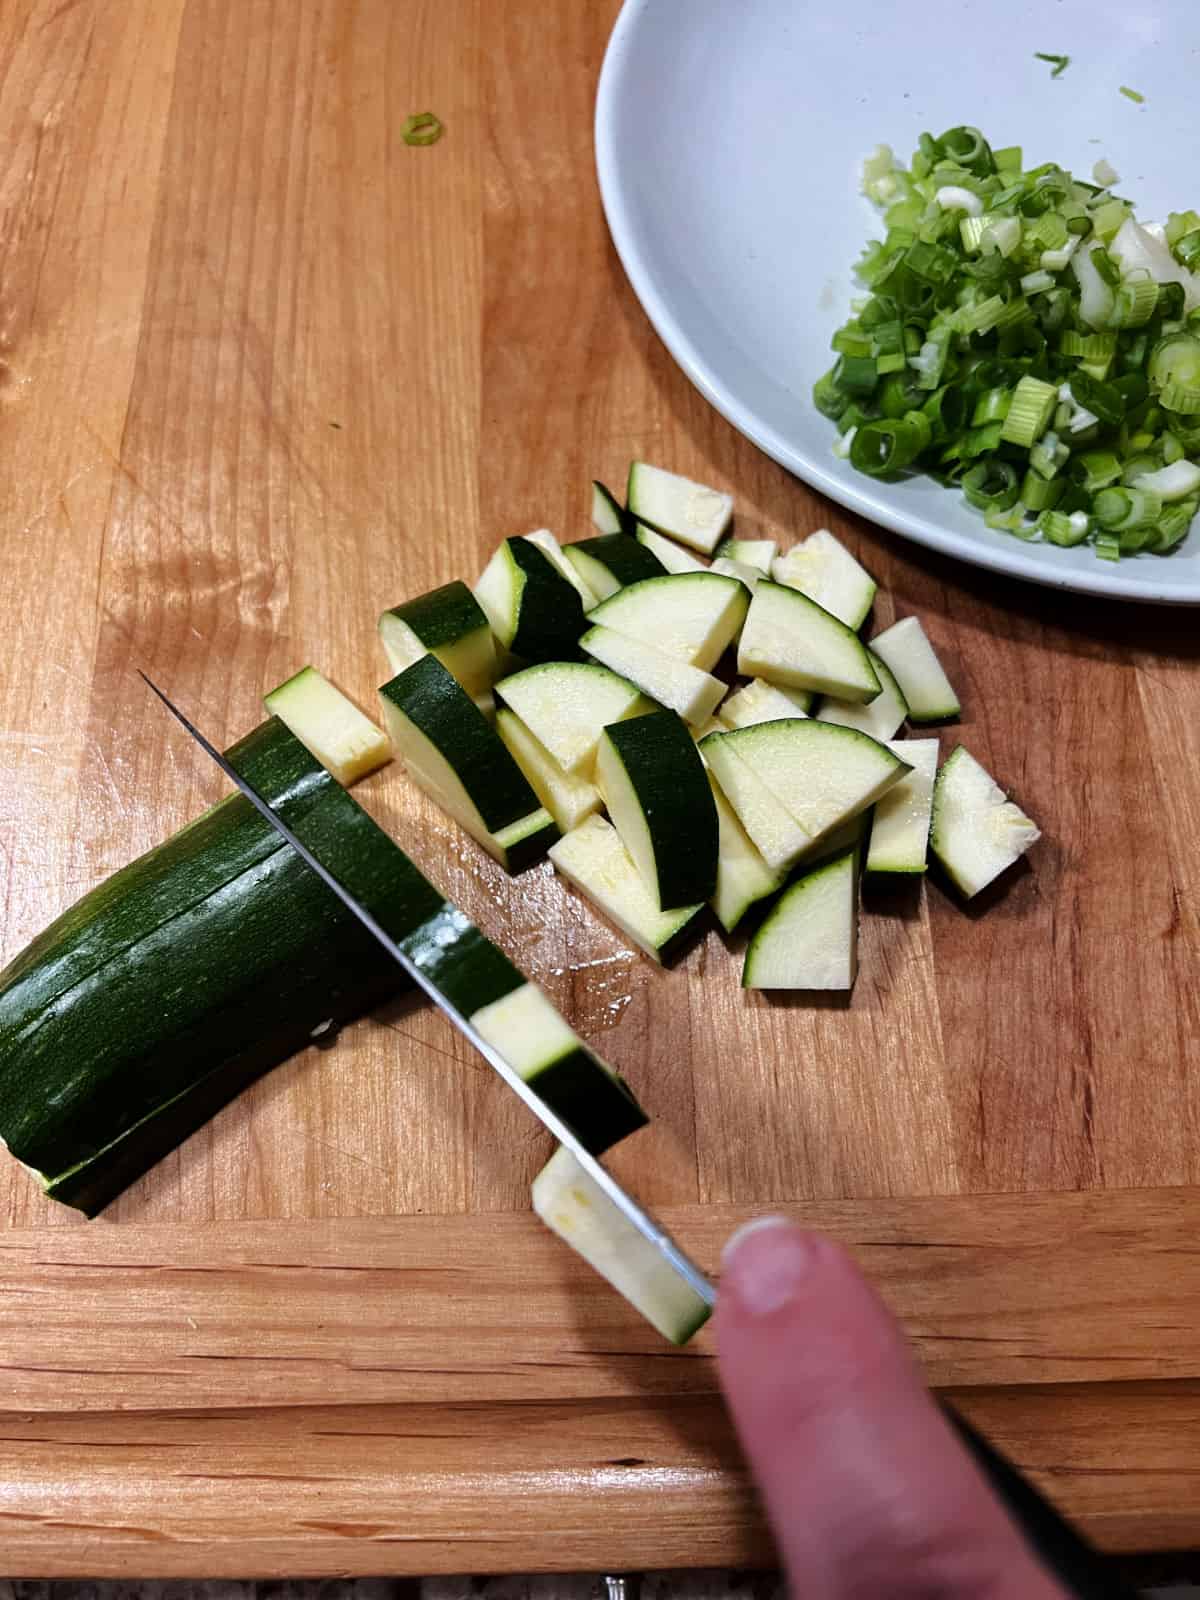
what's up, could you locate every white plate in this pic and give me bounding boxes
[596,0,1200,605]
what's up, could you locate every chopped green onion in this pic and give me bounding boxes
[1000,375,1058,446]
[1119,86,1145,104]
[820,128,1200,560]
[962,459,1020,511]
[1149,335,1200,412]
[1129,459,1200,501]
[1070,450,1123,491]
[1034,52,1070,77]
[849,413,931,475]
[1040,509,1091,546]
[1094,486,1163,530]
[402,111,444,147]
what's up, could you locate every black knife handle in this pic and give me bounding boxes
[945,1406,1137,1599]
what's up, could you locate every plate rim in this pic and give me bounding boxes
[594,0,1200,608]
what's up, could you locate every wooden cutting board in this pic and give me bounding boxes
[1,0,1198,1576]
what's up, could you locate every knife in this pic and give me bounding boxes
[138,671,715,1313]
[142,672,1133,1600]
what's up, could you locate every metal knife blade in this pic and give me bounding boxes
[140,672,715,1312]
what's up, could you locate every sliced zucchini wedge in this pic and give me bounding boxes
[495,708,602,834]
[264,666,391,786]
[596,711,718,910]
[475,537,587,663]
[586,572,748,671]
[495,660,650,775]
[634,522,710,574]
[867,738,939,875]
[816,651,908,741]
[870,616,961,722]
[533,1145,711,1344]
[772,529,877,630]
[743,847,860,991]
[737,581,881,702]
[580,625,724,728]
[563,534,667,603]
[708,774,783,933]
[719,678,812,730]
[379,580,497,695]
[698,731,815,873]
[626,461,733,553]
[548,814,705,964]
[930,746,1040,898]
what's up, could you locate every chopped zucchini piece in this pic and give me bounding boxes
[379,581,497,696]
[772,530,877,630]
[587,572,748,670]
[496,708,602,833]
[496,660,651,775]
[867,738,939,874]
[548,815,705,964]
[264,666,390,786]
[930,746,1040,898]
[870,616,960,722]
[626,461,733,553]
[581,625,724,728]
[738,581,881,702]
[743,848,860,991]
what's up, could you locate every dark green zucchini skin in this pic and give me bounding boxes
[0,718,443,1216]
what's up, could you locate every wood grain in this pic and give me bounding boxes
[0,0,1197,1571]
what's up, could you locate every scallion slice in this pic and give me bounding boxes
[821,129,1200,558]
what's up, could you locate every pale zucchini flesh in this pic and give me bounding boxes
[590,481,628,536]
[525,528,598,607]
[495,708,602,833]
[870,616,961,722]
[710,556,766,592]
[548,814,705,964]
[596,711,718,911]
[626,461,733,554]
[495,660,650,774]
[586,572,749,671]
[634,522,710,574]
[772,529,877,630]
[930,746,1040,898]
[719,678,811,730]
[867,738,939,874]
[580,625,725,728]
[532,1145,711,1344]
[379,581,497,695]
[737,581,881,702]
[743,848,859,990]
[264,666,391,787]
[715,536,776,574]
[816,651,908,741]
[708,774,783,932]
[699,732,814,872]
[720,719,910,845]
[469,982,646,1153]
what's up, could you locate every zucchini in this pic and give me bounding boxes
[586,572,748,671]
[380,654,557,871]
[596,711,718,910]
[772,530,877,630]
[715,720,910,845]
[698,731,815,872]
[738,581,881,702]
[708,774,783,933]
[634,522,709,574]
[563,534,666,603]
[867,738,939,875]
[710,555,765,592]
[580,624,724,728]
[379,581,497,696]
[743,847,860,991]
[719,677,812,729]
[533,1144,711,1345]
[397,902,646,1152]
[264,666,391,786]
[870,616,960,722]
[591,481,629,536]
[715,536,776,574]
[495,708,601,833]
[626,461,732,553]
[930,746,1040,898]
[548,814,705,965]
[475,537,587,663]
[815,651,908,741]
[495,660,651,775]
[0,719,445,1215]
[470,982,647,1155]
[524,528,598,607]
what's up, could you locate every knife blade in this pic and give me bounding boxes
[139,671,715,1313]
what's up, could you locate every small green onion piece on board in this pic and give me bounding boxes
[402,111,444,147]
[1119,85,1145,103]
[1034,52,1070,77]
